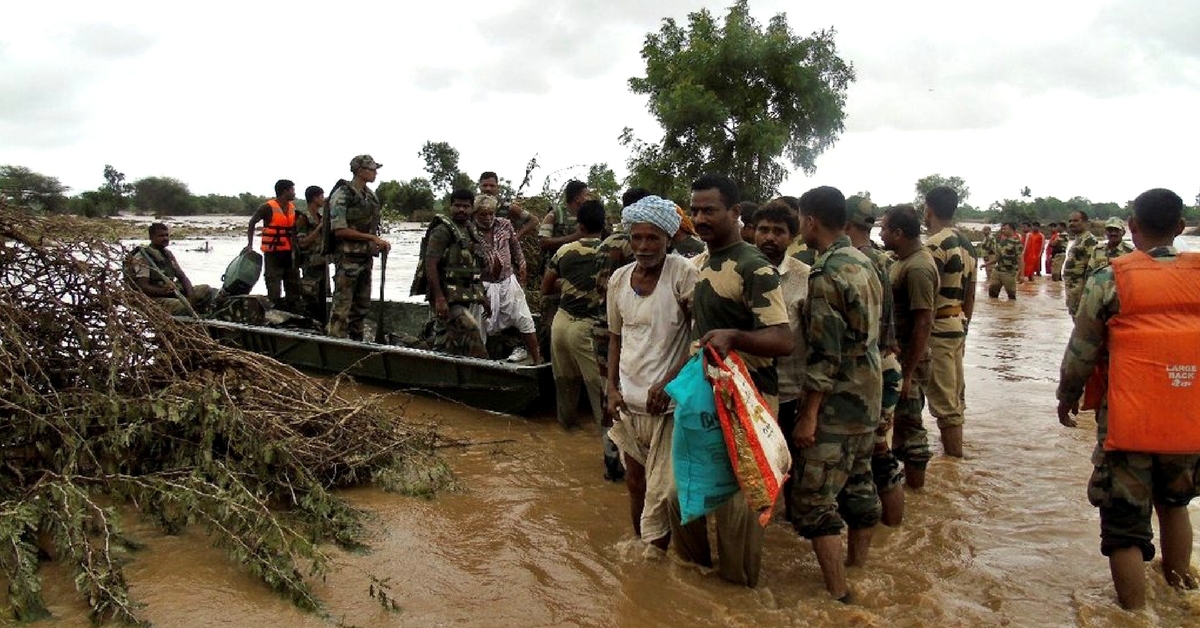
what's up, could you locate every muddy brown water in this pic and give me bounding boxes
[29,253,1200,627]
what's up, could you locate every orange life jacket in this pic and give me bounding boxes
[260,199,296,253]
[1103,250,1200,453]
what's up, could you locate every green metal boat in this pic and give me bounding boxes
[197,300,553,415]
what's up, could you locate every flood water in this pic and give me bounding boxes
[36,223,1200,626]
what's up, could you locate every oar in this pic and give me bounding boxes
[374,250,389,344]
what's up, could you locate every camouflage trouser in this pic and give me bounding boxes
[893,358,932,469]
[873,353,905,493]
[153,284,216,316]
[789,431,881,538]
[1088,432,1200,560]
[263,250,302,310]
[300,262,329,325]
[1050,253,1065,281]
[988,271,1017,299]
[924,330,966,429]
[327,255,372,341]
[431,304,487,358]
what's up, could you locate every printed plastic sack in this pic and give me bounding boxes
[666,351,739,525]
[707,347,791,526]
[221,249,262,296]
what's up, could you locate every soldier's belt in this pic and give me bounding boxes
[935,305,963,319]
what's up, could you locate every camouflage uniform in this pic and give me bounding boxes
[1084,241,1135,280]
[791,235,884,539]
[295,209,330,325]
[127,245,215,315]
[670,240,789,588]
[538,206,578,357]
[1057,246,1200,560]
[413,215,487,358]
[1063,231,1099,316]
[326,183,381,341]
[977,233,998,269]
[889,247,939,470]
[1047,233,1068,281]
[858,243,903,494]
[593,229,633,379]
[924,227,975,430]
[988,235,1024,299]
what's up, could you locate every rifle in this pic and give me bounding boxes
[374,250,388,344]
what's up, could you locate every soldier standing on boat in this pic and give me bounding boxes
[246,179,302,311]
[296,185,330,325]
[327,155,390,341]
[411,189,490,359]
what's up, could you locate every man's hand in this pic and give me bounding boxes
[1057,400,1079,427]
[698,329,739,357]
[792,409,817,449]
[607,389,628,419]
[434,296,449,320]
[646,381,671,415]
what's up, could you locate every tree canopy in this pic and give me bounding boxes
[622,0,855,202]
[914,174,970,206]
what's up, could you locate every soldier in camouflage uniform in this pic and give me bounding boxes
[791,186,883,602]
[295,185,330,325]
[127,223,217,316]
[1063,210,1099,317]
[537,180,589,358]
[845,197,904,526]
[327,155,390,341]
[1084,217,1135,280]
[922,186,975,458]
[977,225,997,274]
[543,200,619,477]
[986,222,1024,300]
[412,189,489,359]
[672,174,793,589]
[880,205,939,490]
[1056,188,1200,610]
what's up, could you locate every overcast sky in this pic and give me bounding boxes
[3,0,1197,209]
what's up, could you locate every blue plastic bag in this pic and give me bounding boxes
[666,352,739,524]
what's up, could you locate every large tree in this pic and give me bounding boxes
[0,165,69,213]
[133,176,195,215]
[914,174,970,206]
[418,141,466,195]
[621,0,855,202]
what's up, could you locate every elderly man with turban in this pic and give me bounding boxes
[605,195,700,551]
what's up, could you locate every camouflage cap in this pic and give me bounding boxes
[349,155,382,172]
[845,196,876,229]
[1104,217,1126,232]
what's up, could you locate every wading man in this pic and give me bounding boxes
[1063,210,1099,317]
[791,186,883,602]
[670,174,792,588]
[923,186,975,457]
[1057,188,1200,610]
[606,194,698,549]
[879,205,938,490]
[327,155,390,340]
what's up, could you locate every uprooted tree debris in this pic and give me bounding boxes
[0,206,447,624]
